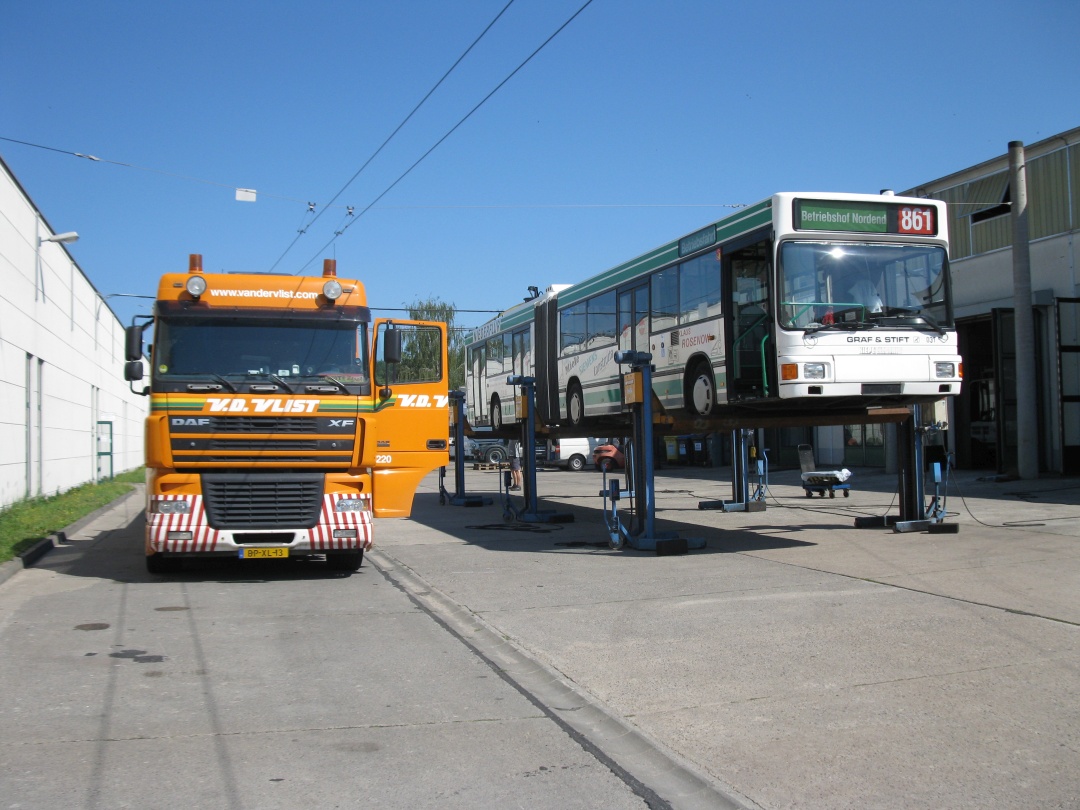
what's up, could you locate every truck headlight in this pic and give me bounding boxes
[152,500,191,514]
[804,363,827,380]
[935,362,956,378]
[185,275,207,298]
[334,498,366,513]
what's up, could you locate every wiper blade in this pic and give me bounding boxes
[914,313,946,335]
[268,373,296,393]
[212,374,238,392]
[804,321,874,333]
[306,376,348,393]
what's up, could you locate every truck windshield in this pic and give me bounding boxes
[154,315,369,388]
[778,241,950,330]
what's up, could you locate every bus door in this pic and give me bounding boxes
[511,327,530,421]
[725,238,774,400]
[468,342,486,425]
[618,284,649,410]
[618,284,649,354]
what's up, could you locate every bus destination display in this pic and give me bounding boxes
[794,200,937,236]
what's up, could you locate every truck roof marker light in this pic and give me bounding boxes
[322,259,342,302]
[185,253,207,298]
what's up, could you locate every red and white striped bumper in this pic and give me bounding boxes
[147,493,373,554]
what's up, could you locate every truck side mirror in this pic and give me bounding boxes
[125,325,144,362]
[124,360,144,382]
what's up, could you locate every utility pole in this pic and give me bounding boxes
[1009,140,1038,479]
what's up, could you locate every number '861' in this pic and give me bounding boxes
[900,206,932,233]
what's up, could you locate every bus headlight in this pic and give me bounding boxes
[804,363,827,380]
[152,500,192,514]
[935,362,956,378]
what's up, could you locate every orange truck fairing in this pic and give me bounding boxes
[126,255,449,573]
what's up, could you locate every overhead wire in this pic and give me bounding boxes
[0,134,323,207]
[266,0,518,272]
[295,0,598,274]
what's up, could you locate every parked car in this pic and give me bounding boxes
[545,437,605,472]
[592,441,625,472]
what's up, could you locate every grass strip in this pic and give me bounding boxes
[0,469,144,564]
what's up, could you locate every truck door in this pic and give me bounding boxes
[371,319,449,517]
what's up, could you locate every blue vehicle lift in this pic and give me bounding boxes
[854,403,956,533]
[698,429,768,513]
[602,351,704,554]
[439,391,492,507]
[499,376,573,525]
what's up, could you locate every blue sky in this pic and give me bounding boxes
[3,0,1077,332]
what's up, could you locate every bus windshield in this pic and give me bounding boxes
[778,241,949,330]
[154,315,369,388]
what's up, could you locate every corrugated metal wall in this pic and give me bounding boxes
[929,142,1075,261]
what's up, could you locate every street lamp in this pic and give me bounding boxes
[40,231,80,245]
[35,231,79,301]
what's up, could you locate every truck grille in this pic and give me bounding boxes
[201,473,324,529]
[208,417,317,433]
[169,416,356,465]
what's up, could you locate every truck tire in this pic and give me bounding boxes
[326,550,363,571]
[485,446,507,464]
[568,454,586,472]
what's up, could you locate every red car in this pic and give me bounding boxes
[592,442,625,472]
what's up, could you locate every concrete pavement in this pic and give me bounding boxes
[375,463,1080,809]
[3,464,1077,808]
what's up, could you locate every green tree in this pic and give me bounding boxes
[405,297,465,390]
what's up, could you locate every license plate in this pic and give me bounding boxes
[240,547,289,559]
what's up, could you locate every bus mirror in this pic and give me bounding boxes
[125,325,144,361]
[124,360,144,382]
[383,326,402,365]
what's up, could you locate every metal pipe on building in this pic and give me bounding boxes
[1009,140,1038,479]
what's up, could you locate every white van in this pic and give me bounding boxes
[544,437,603,471]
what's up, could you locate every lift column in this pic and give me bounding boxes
[610,351,703,552]
[856,403,954,532]
[504,375,572,524]
[439,391,492,507]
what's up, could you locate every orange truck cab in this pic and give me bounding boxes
[124,255,448,573]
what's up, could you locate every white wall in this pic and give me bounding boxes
[0,158,147,508]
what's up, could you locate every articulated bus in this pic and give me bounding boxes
[465,191,961,431]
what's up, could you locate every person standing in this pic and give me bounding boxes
[507,438,523,490]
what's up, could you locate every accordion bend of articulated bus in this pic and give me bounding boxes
[124,255,449,574]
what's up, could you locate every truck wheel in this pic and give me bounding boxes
[327,550,363,571]
[568,454,586,472]
[486,446,507,464]
[146,553,181,574]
